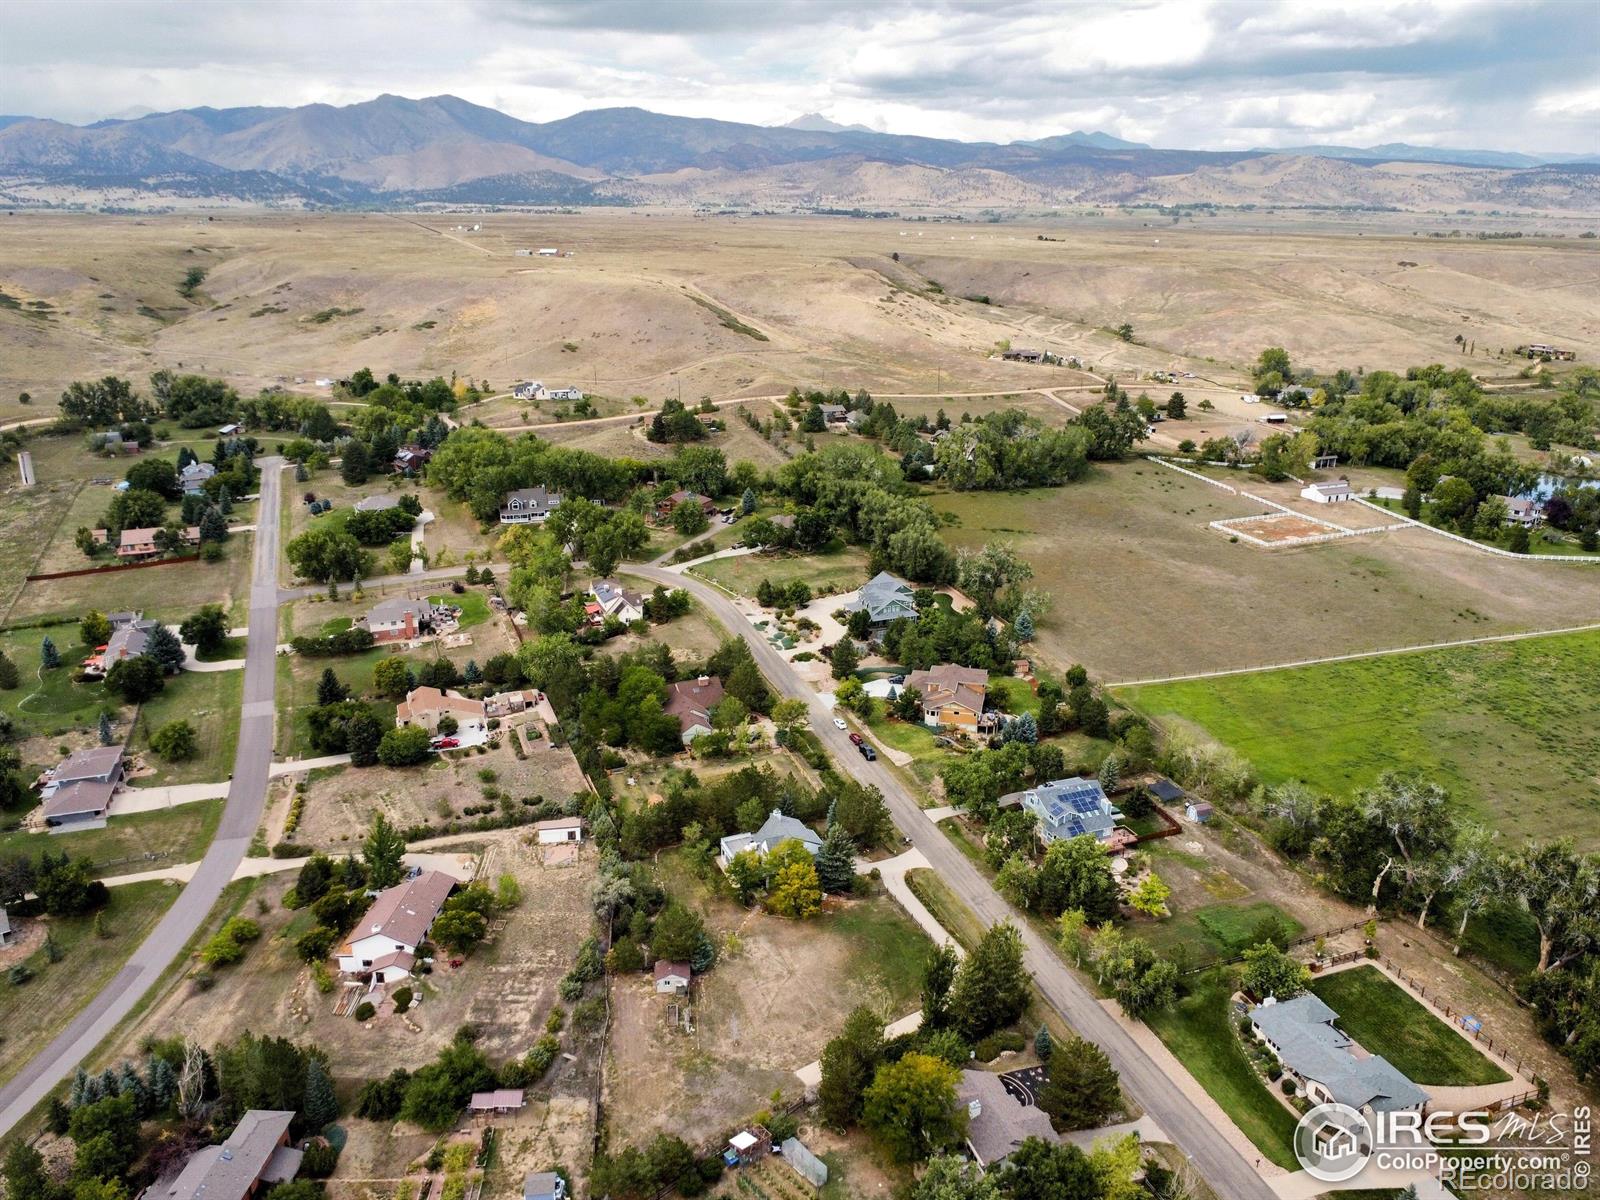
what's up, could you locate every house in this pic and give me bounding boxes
[1300,481,1352,504]
[589,579,646,624]
[956,1069,1059,1168]
[336,869,459,982]
[654,960,692,994]
[1020,778,1121,845]
[1500,495,1543,527]
[0,906,11,948]
[513,381,545,401]
[819,403,848,424]
[468,1089,525,1116]
[157,1109,301,1200]
[1250,993,1429,1120]
[665,676,725,743]
[844,571,919,630]
[41,746,124,798]
[1001,348,1046,363]
[523,1172,568,1200]
[179,462,216,494]
[85,616,158,675]
[42,780,117,827]
[498,486,562,525]
[395,687,487,737]
[393,446,432,474]
[719,809,823,865]
[657,490,717,520]
[358,597,434,643]
[116,526,200,561]
[353,493,400,513]
[845,409,869,431]
[544,386,584,402]
[534,817,586,845]
[902,664,993,731]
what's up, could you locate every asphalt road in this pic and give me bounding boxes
[635,564,1280,1200]
[0,459,287,1137]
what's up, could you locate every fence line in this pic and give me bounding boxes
[1352,497,1600,564]
[25,554,202,582]
[1180,918,1373,975]
[1367,954,1540,1085]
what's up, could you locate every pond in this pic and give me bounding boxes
[1522,473,1599,501]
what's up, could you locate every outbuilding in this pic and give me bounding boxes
[534,817,586,845]
[654,960,692,994]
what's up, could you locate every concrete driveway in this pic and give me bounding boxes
[632,563,1281,1200]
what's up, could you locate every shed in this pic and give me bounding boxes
[654,960,691,995]
[524,1172,567,1200]
[726,1125,772,1164]
[469,1088,526,1115]
[1185,800,1214,823]
[533,817,586,845]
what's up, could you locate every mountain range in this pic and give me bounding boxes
[0,93,1594,212]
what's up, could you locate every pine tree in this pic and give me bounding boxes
[1011,712,1038,745]
[0,651,18,690]
[216,485,233,514]
[463,659,482,684]
[40,636,60,669]
[1014,608,1035,643]
[97,1066,119,1099]
[69,1067,91,1109]
[829,637,860,681]
[118,1061,149,1115]
[815,825,857,894]
[199,506,228,543]
[741,487,757,516]
[304,1057,338,1131]
[949,921,1030,1040]
[1097,752,1121,796]
[98,712,115,746]
[147,1055,177,1111]
[146,623,186,672]
[316,668,348,706]
[1034,1025,1053,1062]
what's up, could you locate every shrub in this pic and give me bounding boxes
[300,1139,340,1178]
[973,1030,1026,1062]
[1281,1077,1297,1095]
[393,986,414,1012]
[354,1001,377,1022]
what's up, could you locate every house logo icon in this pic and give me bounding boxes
[1294,1103,1373,1182]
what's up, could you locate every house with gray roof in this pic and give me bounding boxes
[499,485,562,525]
[1250,993,1429,1119]
[956,1069,1058,1168]
[158,1109,301,1200]
[1020,777,1120,845]
[354,493,401,513]
[179,461,216,494]
[524,1171,568,1200]
[844,571,918,630]
[42,746,125,797]
[719,809,823,866]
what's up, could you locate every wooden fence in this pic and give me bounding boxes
[1371,954,1541,1085]
[1181,918,1373,975]
[26,554,200,582]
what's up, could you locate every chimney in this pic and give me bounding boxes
[697,675,710,686]
[968,1098,982,1120]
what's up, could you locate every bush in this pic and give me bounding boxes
[300,1139,340,1178]
[1281,1077,1297,1095]
[1267,1064,1283,1081]
[354,1001,376,1022]
[394,986,414,1013]
[972,1030,1026,1062]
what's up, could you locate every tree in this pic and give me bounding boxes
[957,543,1034,619]
[40,636,60,669]
[862,1053,963,1163]
[178,604,229,654]
[740,486,757,516]
[3,1141,56,1200]
[815,824,857,894]
[286,526,370,583]
[1014,609,1034,643]
[347,711,384,767]
[303,1057,338,1131]
[766,857,823,919]
[104,655,164,703]
[949,921,1030,1040]
[340,439,371,485]
[1037,1037,1121,1130]
[1240,941,1311,1000]
[725,849,765,906]
[829,637,860,681]
[1504,840,1600,973]
[150,720,197,762]
[996,1137,1101,1200]
[377,725,432,767]
[1166,392,1187,420]
[372,656,413,700]
[431,907,489,953]
[1033,836,1120,922]
[362,813,406,889]
[80,610,112,649]
[1097,753,1121,796]
[98,711,115,746]
[1508,524,1531,553]
[921,942,959,1032]
[1255,346,1292,384]
[1033,1025,1053,1062]
[651,901,705,962]
[818,1004,884,1128]
[672,500,710,536]
[1127,872,1171,918]
[145,623,186,673]
[0,653,18,691]
[771,698,808,742]
[316,668,349,706]
[913,1156,1001,1200]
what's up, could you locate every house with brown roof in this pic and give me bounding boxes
[396,687,487,738]
[116,526,200,561]
[357,596,435,643]
[656,490,717,521]
[157,1109,301,1200]
[336,869,459,983]
[654,960,692,994]
[903,664,992,731]
[664,675,725,744]
[41,746,124,799]
[42,779,117,827]
[469,1088,526,1116]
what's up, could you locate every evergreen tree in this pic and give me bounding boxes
[741,487,757,516]
[949,921,1030,1040]
[316,668,348,706]
[1097,752,1121,796]
[118,1061,149,1116]
[147,1055,177,1111]
[216,485,233,515]
[70,1067,91,1109]
[1034,1025,1053,1062]
[815,825,857,894]
[98,712,115,746]
[146,623,186,672]
[40,636,60,669]
[829,637,860,681]
[363,813,406,889]
[0,652,18,691]
[1014,608,1034,643]
[920,943,960,1031]
[97,1066,119,1099]
[198,506,229,543]
[304,1058,338,1131]
[1037,1037,1121,1130]
[818,1005,884,1129]
[463,659,483,684]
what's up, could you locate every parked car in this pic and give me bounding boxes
[848,732,864,745]
[858,744,877,761]
[889,674,905,685]
[433,736,459,749]
[832,717,848,730]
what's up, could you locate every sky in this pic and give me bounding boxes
[2,0,1597,154]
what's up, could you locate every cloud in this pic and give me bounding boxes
[0,0,1594,154]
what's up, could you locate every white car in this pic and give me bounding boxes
[833,717,848,730]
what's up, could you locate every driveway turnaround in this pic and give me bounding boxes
[633,564,1281,1200]
[0,459,287,1137]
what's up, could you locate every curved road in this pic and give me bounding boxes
[634,563,1279,1200]
[0,459,286,1137]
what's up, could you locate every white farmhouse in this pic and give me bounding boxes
[336,870,459,983]
[1300,481,1352,504]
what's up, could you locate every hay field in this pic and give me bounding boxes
[929,463,1600,682]
[4,210,1594,427]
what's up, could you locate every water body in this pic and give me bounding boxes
[1524,473,1599,501]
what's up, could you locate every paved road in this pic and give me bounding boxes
[635,564,1279,1200]
[0,459,287,1137]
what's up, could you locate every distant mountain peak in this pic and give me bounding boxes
[784,112,874,134]
[1024,129,1151,151]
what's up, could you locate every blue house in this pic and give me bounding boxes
[1020,778,1121,844]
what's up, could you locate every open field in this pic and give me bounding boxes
[1119,628,1600,844]
[930,464,1600,682]
[604,850,932,1146]
[0,801,222,874]
[7,535,255,628]
[535,403,797,472]
[129,668,243,786]
[694,544,870,600]
[1307,965,1509,1087]
[0,880,181,1090]
[5,210,1598,432]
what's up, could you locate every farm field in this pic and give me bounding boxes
[0,880,181,1090]
[1307,965,1509,1087]
[929,464,1600,682]
[1118,628,1600,844]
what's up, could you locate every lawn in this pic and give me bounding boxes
[0,801,222,875]
[1145,968,1302,1170]
[1308,966,1510,1086]
[131,668,243,784]
[0,880,181,1090]
[1118,628,1600,845]
[8,534,255,627]
[695,545,869,600]
[1142,900,1305,965]
[429,589,490,629]
[905,867,987,951]
[0,622,106,736]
